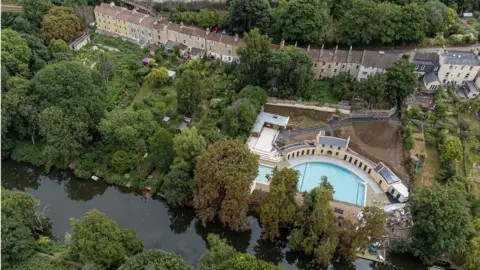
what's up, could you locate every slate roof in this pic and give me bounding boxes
[69,33,90,46]
[444,51,480,66]
[317,136,348,148]
[466,81,478,95]
[424,72,440,85]
[190,47,205,56]
[361,51,400,69]
[376,164,401,184]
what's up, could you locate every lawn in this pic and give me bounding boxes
[129,83,154,108]
[414,144,441,187]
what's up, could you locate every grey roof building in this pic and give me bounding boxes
[413,52,440,74]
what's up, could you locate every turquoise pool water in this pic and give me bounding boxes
[256,165,273,184]
[292,162,365,206]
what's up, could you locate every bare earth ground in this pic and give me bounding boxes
[292,132,318,141]
[334,121,408,183]
[263,104,333,130]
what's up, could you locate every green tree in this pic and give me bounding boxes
[195,9,219,28]
[175,69,202,116]
[162,164,192,206]
[409,184,471,264]
[221,98,257,137]
[148,127,174,171]
[119,249,191,270]
[440,136,462,163]
[198,234,281,270]
[424,0,451,36]
[20,0,49,28]
[338,0,380,45]
[49,39,73,62]
[359,73,387,107]
[173,127,207,168]
[386,58,417,105]
[110,150,130,174]
[95,52,116,88]
[397,3,427,43]
[462,236,480,270]
[194,140,258,231]
[235,28,271,88]
[271,0,327,43]
[289,177,340,266]
[260,168,299,241]
[39,106,90,170]
[228,0,270,33]
[377,2,401,44]
[1,189,40,266]
[145,67,169,86]
[1,29,32,77]
[331,71,352,100]
[12,16,36,35]
[21,33,51,72]
[71,209,143,268]
[99,109,157,153]
[237,85,268,110]
[265,46,315,98]
[40,6,82,44]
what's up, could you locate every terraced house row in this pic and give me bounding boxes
[94,3,480,91]
[94,2,403,81]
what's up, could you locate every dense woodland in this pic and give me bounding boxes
[2,0,480,269]
[168,0,480,47]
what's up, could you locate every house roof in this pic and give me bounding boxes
[424,72,440,85]
[391,182,409,198]
[361,51,400,69]
[252,112,289,133]
[69,33,90,46]
[376,164,401,185]
[414,52,439,63]
[444,51,480,66]
[117,10,145,23]
[317,136,348,148]
[178,43,188,51]
[95,2,122,17]
[165,40,178,50]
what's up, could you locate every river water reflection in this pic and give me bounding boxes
[2,160,432,270]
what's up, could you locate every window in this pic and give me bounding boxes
[319,75,322,79]
[337,147,341,150]
[415,65,419,69]
[421,65,425,70]
[344,155,347,160]
[142,31,144,35]
[364,165,367,171]
[322,62,326,65]
[434,66,439,71]
[314,63,317,67]
[457,73,461,77]
[359,162,363,168]
[301,150,305,155]
[368,168,372,174]
[321,68,324,72]
[465,73,470,79]
[349,157,352,162]
[334,69,337,73]
[183,40,186,43]
[354,160,358,165]
[307,150,310,155]
[201,44,204,48]
[149,33,151,37]
[321,150,324,153]
[356,65,359,69]
[379,180,383,186]
[342,65,345,68]
[322,144,325,147]
[362,71,368,75]
[336,152,339,156]
[450,65,453,69]
[228,50,231,55]
[348,70,351,74]
[287,154,290,159]
[328,64,331,68]
[470,66,473,71]
[158,35,161,39]
[209,46,211,50]
[312,150,315,155]
[329,145,332,148]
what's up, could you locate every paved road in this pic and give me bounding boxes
[1,5,23,12]
[279,110,401,142]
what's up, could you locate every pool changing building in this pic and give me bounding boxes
[247,115,409,203]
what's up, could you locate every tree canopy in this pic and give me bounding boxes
[440,136,463,163]
[71,209,143,268]
[289,177,339,266]
[194,140,258,231]
[175,69,202,116]
[40,6,82,44]
[1,29,32,77]
[386,58,417,105]
[145,67,169,86]
[260,168,299,241]
[359,73,387,106]
[228,0,270,33]
[409,184,471,264]
[119,250,191,270]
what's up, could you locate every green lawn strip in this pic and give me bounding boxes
[129,83,154,108]
[415,144,441,187]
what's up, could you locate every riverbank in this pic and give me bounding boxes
[1,159,436,270]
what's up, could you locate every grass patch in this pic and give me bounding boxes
[129,83,154,108]
[5,254,77,270]
[414,143,441,187]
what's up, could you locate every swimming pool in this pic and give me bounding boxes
[256,165,273,184]
[292,162,365,206]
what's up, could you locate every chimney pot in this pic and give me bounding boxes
[307,44,310,52]
[234,33,239,42]
[110,1,115,7]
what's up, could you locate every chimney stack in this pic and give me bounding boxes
[110,1,115,7]
[154,18,158,25]
[294,41,297,48]
[280,39,285,49]
[133,7,137,14]
[334,45,338,56]
[206,27,210,35]
[180,22,184,28]
[320,44,324,56]
[307,44,310,52]
[234,33,239,42]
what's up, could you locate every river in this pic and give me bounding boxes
[2,160,433,270]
